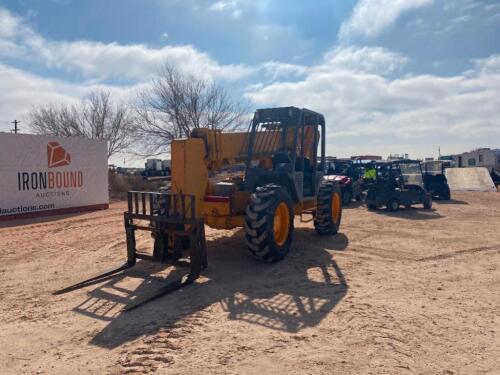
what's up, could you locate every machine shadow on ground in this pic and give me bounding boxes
[71,227,349,349]
[433,198,469,205]
[371,207,443,220]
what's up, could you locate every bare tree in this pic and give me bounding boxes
[29,91,137,158]
[135,64,248,155]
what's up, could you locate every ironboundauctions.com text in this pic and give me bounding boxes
[0,203,55,215]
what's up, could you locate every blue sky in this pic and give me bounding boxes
[1,0,499,165]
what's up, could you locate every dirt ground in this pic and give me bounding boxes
[0,192,499,375]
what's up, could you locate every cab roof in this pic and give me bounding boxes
[253,106,325,126]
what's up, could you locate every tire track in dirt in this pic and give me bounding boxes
[0,218,121,240]
[416,244,500,262]
[340,302,424,374]
[117,311,212,374]
[0,209,122,230]
[346,245,414,261]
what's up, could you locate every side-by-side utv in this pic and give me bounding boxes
[323,157,364,205]
[421,160,451,200]
[366,159,432,211]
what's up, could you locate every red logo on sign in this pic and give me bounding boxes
[47,141,71,168]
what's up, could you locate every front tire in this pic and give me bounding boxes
[314,181,342,235]
[245,184,294,262]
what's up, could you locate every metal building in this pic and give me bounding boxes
[451,148,500,172]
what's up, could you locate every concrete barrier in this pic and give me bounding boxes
[445,167,496,192]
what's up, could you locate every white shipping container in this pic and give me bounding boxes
[0,133,109,219]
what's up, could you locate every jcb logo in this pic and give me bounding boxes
[47,141,71,168]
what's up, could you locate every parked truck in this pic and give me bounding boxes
[142,159,171,177]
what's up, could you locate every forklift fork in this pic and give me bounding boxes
[53,191,207,311]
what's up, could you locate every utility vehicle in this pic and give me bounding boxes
[421,160,451,200]
[323,158,364,205]
[366,159,432,211]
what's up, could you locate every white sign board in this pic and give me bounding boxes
[0,133,109,218]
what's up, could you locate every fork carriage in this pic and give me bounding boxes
[125,191,207,268]
[54,191,207,311]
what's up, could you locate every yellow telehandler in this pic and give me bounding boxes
[55,107,343,310]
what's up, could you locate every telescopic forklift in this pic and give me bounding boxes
[55,107,343,310]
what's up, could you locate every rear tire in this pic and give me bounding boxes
[314,181,342,235]
[441,188,451,201]
[245,184,294,262]
[423,195,432,209]
[387,199,399,211]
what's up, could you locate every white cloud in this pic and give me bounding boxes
[258,61,309,80]
[246,49,500,158]
[0,63,151,165]
[0,8,35,57]
[0,8,317,85]
[0,6,306,135]
[209,1,242,18]
[0,63,143,132]
[0,7,254,82]
[320,46,409,75]
[474,54,500,73]
[2,6,499,160]
[254,47,407,85]
[0,8,21,37]
[339,0,434,41]
[38,40,255,81]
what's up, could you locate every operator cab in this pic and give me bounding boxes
[243,107,325,200]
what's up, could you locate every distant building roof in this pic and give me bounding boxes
[452,148,500,156]
[350,155,382,160]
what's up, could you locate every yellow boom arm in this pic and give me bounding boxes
[170,129,249,222]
